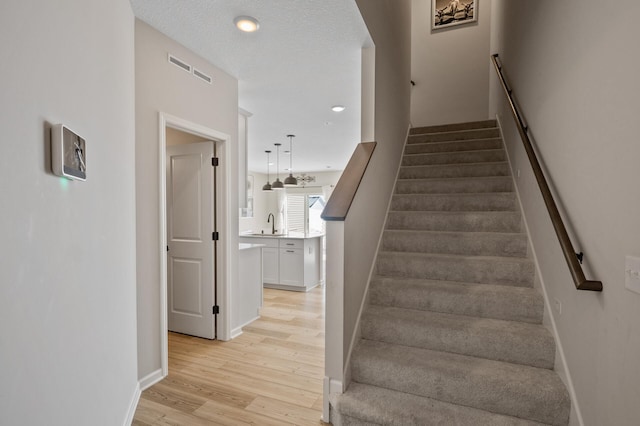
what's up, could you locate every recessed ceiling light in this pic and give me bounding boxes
[331,105,345,112]
[234,16,259,32]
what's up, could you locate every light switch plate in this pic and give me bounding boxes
[625,256,640,294]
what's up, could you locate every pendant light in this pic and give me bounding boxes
[284,134,298,186]
[262,150,273,191]
[271,143,284,190]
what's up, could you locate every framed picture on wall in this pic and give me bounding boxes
[432,0,477,30]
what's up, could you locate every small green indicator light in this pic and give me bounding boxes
[59,177,69,190]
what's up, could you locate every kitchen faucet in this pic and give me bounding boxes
[267,213,277,234]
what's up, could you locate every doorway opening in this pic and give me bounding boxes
[158,112,232,378]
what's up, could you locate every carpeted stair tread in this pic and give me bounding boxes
[404,137,503,155]
[351,340,570,426]
[386,211,522,233]
[409,127,500,144]
[402,149,506,166]
[369,276,543,324]
[331,383,547,426]
[361,306,555,368]
[382,230,528,257]
[395,176,513,194]
[332,120,571,426]
[410,119,497,135]
[391,192,518,212]
[399,162,510,179]
[376,251,534,287]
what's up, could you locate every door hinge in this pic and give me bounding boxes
[212,305,219,315]
[212,157,219,167]
[166,245,169,252]
[212,231,219,241]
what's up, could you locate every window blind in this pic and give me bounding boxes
[286,194,306,233]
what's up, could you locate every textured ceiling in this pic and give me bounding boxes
[130,0,371,174]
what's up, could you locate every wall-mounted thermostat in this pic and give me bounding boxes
[51,124,86,181]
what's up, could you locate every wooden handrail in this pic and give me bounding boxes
[321,142,376,221]
[491,54,602,291]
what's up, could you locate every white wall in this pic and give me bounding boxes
[324,0,412,385]
[135,20,239,380]
[411,0,492,127]
[240,171,342,235]
[0,1,138,424]
[239,172,279,234]
[489,1,640,425]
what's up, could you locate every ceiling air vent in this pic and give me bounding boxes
[168,54,191,73]
[193,68,212,84]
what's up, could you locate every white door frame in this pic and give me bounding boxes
[158,112,232,377]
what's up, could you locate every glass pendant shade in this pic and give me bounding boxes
[262,150,273,191]
[284,134,298,186]
[272,143,284,190]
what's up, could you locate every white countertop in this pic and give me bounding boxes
[239,232,325,240]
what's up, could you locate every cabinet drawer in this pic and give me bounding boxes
[279,239,303,249]
[239,237,279,248]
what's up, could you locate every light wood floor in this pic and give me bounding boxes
[133,286,327,426]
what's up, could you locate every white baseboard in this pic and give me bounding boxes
[322,377,344,423]
[230,326,243,339]
[139,368,164,391]
[123,382,141,426]
[230,315,260,339]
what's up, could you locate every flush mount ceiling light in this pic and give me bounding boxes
[284,135,298,187]
[234,16,260,32]
[272,143,284,190]
[262,150,273,191]
[331,105,346,112]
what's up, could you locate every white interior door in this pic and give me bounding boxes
[166,141,216,339]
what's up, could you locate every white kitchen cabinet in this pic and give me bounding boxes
[279,247,304,286]
[262,247,279,284]
[239,234,323,291]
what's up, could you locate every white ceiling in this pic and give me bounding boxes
[130,0,372,174]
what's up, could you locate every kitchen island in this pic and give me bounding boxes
[239,232,324,292]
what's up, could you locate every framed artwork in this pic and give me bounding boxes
[432,0,477,30]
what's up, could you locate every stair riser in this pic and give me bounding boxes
[386,212,523,233]
[410,120,497,135]
[352,342,570,425]
[376,254,534,287]
[396,177,513,194]
[405,138,503,155]
[332,383,545,426]
[382,232,528,257]
[392,193,518,212]
[369,279,543,324]
[402,150,505,166]
[400,163,510,179]
[409,128,500,144]
[360,309,555,369]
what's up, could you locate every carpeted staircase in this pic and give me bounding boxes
[330,120,571,426]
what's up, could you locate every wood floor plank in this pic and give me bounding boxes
[246,395,326,425]
[193,400,291,426]
[134,398,218,426]
[133,286,327,425]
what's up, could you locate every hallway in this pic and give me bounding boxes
[133,287,326,425]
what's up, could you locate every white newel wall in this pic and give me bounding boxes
[0,1,139,424]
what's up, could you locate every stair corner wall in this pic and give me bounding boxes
[323,0,412,422]
[494,113,586,426]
